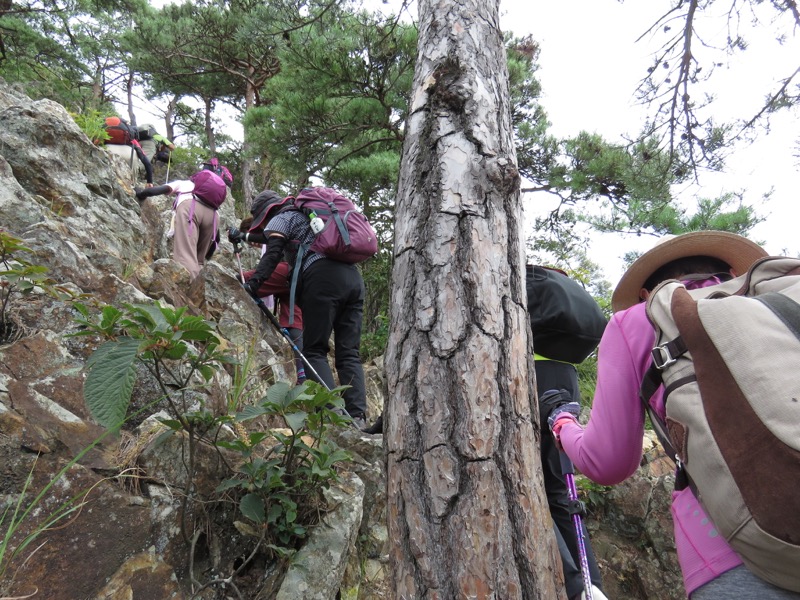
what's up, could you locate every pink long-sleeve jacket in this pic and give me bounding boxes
[558,299,743,597]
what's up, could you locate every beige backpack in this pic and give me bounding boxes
[640,256,800,592]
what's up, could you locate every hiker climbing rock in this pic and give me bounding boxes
[135,170,227,279]
[527,265,608,600]
[230,214,306,386]
[135,123,175,165]
[238,188,369,430]
[99,116,154,187]
[202,157,233,187]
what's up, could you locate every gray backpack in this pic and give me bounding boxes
[640,256,800,592]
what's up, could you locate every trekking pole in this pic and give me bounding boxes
[232,239,246,284]
[129,144,136,186]
[560,451,593,600]
[232,240,330,391]
[165,152,171,185]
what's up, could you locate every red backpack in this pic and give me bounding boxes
[292,187,378,264]
[104,116,135,145]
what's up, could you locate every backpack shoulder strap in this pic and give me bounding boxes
[757,292,800,339]
[286,243,310,326]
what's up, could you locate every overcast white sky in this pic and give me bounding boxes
[495,0,800,285]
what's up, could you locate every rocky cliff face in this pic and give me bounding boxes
[0,78,681,599]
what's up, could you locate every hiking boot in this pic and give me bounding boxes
[351,416,367,431]
[362,414,383,435]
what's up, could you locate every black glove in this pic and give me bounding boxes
[243,278,261,298]
[228,227,245,244]
[135,188,146,202]
[539,389,579,427]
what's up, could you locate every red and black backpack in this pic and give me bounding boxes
[103,116,136,145]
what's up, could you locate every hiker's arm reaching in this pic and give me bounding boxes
[136,184,172,201]
[227,227,267,245]
[557,308,651,486]
[245,230,268,244]
[132,143,154,184]
[244,234,286,296]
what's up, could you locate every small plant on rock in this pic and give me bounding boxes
[0,231,51,345]
[71,108,110,145]
[72,300,234,540]
[217,380,352,553]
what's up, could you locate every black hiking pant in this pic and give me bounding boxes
[536,359,604,599]
[298,259,367,419]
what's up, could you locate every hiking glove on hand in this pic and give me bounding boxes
[243,278,261,298]
[228,227,245,244]
[540,388,580,442]
[549,404,580,433]
[540,389,575,423]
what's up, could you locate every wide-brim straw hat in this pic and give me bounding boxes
[611,230,768,313]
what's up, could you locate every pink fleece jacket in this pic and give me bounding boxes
[558,300,743,597]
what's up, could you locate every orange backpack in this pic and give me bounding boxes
[103,116,135,145]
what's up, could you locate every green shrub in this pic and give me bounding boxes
[0,230,60,345]
[71,109,111,145]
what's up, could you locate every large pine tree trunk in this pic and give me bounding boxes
[385,1,564,598]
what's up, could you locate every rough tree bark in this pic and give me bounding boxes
[385,0,564,598]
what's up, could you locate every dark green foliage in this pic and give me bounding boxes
[359,247,393,361]
[0,0,149,111]
[246,10,415,196]
[0,231,73,345]
[72,300,233,429]
[216,380,352,553]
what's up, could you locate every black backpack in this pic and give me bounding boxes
[525,265,607,363]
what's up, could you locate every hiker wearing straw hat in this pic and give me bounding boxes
[544,231,800,599]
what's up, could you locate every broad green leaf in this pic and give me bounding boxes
[284,411,308,433]
[72,302,90,318]
[131,303,171,332]
[161,343,189,361]
[151,429,176,449]
[267,503,282,525]
[197,364,216,381]
[265,544,293,558]
[312,463,331,477]
[265,381,292,408]
[216,478,243,493]
[99,305,123,331]
[175,316,216,341]
[248,431,268,446]
[236,404,270,422]
[240,493,265,523]
[157,418,184,431]
[84,338,140,429]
